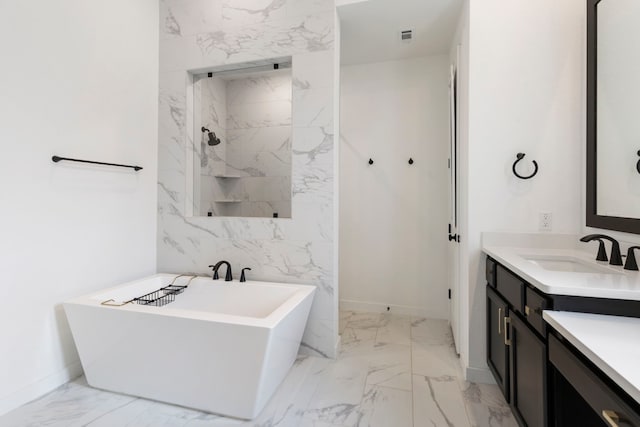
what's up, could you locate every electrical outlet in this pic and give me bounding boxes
[539,212,552,231]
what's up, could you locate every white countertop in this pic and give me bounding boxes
[543,311,640,404]
[483,244,640,301]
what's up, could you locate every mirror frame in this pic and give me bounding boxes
[586,0,640,234]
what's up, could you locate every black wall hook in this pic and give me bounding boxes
[368,158,374,165]
[512,153,538,180]
[636,150,640,174]
[408,158,414,165]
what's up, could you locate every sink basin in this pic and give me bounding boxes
[523,255,621,274]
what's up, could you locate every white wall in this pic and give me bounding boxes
[339,56,450,318]
[463,0,584,381]
[0,0,159,415]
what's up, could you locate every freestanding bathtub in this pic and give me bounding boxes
[64,274,315,419]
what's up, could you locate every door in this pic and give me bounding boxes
[509,313,547,427]
[487,286,509,401]
[448,54,461,354]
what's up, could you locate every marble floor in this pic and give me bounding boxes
[0,311,517,427]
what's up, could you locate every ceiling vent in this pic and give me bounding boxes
[400,29,413,43]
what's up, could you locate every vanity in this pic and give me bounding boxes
[484,237,640,427]
[480,0,640,423]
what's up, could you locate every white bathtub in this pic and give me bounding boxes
[64,274,315,419]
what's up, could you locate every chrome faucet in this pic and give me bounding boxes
[579,234,623,266]
[208,261,233,281]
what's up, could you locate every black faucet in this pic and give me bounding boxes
[208,261,233,281]
[240,267,252,283]
[624,246,640,271]
[579,234,623,266]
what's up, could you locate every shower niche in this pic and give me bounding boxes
[190,58,292,218]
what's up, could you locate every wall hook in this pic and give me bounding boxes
[408,158,414,165]
[636,150,640,174]
[368,158,374,165]
[512,153,538,180]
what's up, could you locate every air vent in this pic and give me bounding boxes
[400,29,413,42]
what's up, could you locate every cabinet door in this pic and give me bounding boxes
[487,285,509,401]
[509,313,547,427]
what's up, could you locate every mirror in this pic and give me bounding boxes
[189,58,292,218]
[587,0,640,233]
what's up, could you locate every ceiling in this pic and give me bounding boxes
[338,0,463,65]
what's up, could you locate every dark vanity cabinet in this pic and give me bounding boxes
[486,258,549,427]
[486,256,640,427]
[487,286,509,399]
[509,312,547,427]
[549,334,640,427]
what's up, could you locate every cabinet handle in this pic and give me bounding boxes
[602,409,631,427]
[602,410,620,427]
[504,316,511,346]
[525,305,530,316]
[498,308,502,335]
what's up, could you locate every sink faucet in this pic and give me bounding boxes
[208,261,233,281]
[624,246,640,271]
[579,234,623,266]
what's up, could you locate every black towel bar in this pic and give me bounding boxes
[52,155,142,171]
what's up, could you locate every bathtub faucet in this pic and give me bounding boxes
[209,261,233,281]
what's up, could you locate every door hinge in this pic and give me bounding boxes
[448,158,451,169]
[448,289,451,299]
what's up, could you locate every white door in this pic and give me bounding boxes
[448,59,461,354]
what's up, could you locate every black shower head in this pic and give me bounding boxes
[201,127,221,146]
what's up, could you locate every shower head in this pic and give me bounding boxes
[201,127,221,146]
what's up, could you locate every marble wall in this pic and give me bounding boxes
[196,71,293,218]
[158,0,338,357]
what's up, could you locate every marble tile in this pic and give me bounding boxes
[413,374,471,427]
[286,0,335,19]
[339,327,377,359]
[345,312,386,330]
[463,404,518,427]
[291,50,334,90]
[227,126,292,152]
[459,381,517,427]
[160,0,223,39]
[158,0,336,358]
[292,88,333,128]
[304,357,369,424]
[2,312,521,427]
[410,317,454,346]
[363,343,412,392]
[221,0,288,30]
[194,13,334,69]
[376,314,411,346]
[226,73,292,105]
[339,310,355,334]
[0,378,136,427]
[412,341,462,379]
[88,398,239,427]
[355,386,413,427]
[227,99,292,129]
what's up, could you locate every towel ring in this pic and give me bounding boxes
[512,153,538,180]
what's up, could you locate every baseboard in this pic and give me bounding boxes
[465,366,496,384]
[339,299,435,318]
[0,361,83,416]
